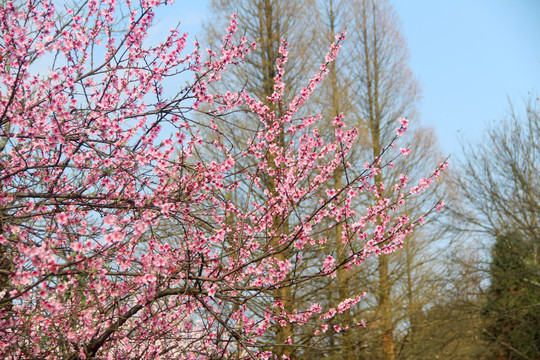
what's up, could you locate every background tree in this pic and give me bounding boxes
[400,244,489,359]
[450,96,540,247]
[205,0,319,105]
[203,2,448,360]
[482,231,540,359]
[343,1,427,359]
[295,0,449,358]
[203,1,321,356]
[448,96,540,360]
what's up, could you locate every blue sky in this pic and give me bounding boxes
[393,0,540,155]
[156,0,540,156]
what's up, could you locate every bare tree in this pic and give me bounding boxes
[451,96,540,244]
[203,2,321,357]
[202,2,452,360]
[205,0,319,106]
[448,96,540,359]
[298,2,448,359]
[347,1,419,359]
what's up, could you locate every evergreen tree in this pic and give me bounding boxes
[482,231,540,360]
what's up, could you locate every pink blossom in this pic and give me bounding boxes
[436,200,445,212]
[71,242,84,253]
[56,213,69,226]
[400,147,411,156]
[103,215,116,226]
[399,117,409,127]
[323,255,335,274]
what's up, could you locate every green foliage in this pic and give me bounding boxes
[482,231,540,360]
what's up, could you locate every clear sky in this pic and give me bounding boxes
[155,0,540,156]
[392,0,540,156]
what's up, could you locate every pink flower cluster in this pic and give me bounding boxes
[0,1,447,359]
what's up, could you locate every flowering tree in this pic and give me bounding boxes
[0,0,447,359]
